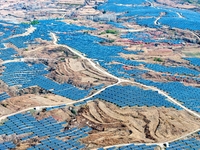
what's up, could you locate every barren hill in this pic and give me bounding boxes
[77,101,200,148]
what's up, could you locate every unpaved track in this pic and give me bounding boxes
[7,25,36,39]
[51,32,200,119]
[88,102,104,123]
[0,31,199,149]
[0,81,120,122]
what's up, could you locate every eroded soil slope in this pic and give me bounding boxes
[75,101,200,148]
[10,100,200,149]
[47,58,116,88]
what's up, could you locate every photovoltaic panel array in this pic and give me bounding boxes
[135,78,200,113]
[90,85,181,109]
[0,112,92,150]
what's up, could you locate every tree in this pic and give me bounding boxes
[154,57,163,62]
[30,20,39,25]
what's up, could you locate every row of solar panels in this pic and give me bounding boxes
[0,112,93,150]
[135,78,200,113]
[0,92,10,102]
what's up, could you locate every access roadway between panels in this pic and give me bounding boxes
[0,32,199,149]
[1,31,200,124]
[51,32,200,119]
[51,32,200,149]
[1,32,200,126]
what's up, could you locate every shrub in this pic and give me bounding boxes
[154,57,163,62]
[30,20,39,25]
[1,103,8,107]
[71,109,77,115]
[100,31,106,35]
[105,29,118,34]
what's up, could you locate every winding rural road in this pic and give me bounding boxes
[0,31,199,149]
[2,32,197,121]
[51,32,200,119]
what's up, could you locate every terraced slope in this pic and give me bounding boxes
[76,101,200,148]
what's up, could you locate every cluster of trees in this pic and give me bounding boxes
[21,20,39,25]
[30,20,39,25]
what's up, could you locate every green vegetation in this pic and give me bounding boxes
[100,30,119,35]
[99,31,106,35]
[21,20,39,25]
[71,109,77,115]
[154,57,163,62]
[30,20,39,25]
[105,29,118,34]
[60,57,65,61]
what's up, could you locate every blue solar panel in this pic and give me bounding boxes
[0,92,10,102]
[0,61,92,100]
[89,85,182,109]
[0,141,16,150]
[167,138,200,150]
[135,78,200,112]
[0,112,92,149]
[185,57,200,67]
